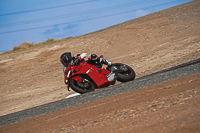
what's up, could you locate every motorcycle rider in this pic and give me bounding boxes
[60,52,115,84]
[87,54,112,68]
[87,53,115,83]
[72,53,112,68]
[73,53,115,83]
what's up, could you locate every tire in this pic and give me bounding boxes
[69,79,95,94]
[115,63,136,82]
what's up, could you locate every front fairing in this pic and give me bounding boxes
[62,62,70,75]
[62,63,72,80]
[70,62,111,87]
[62,65,67,76]
[63,61,112,87]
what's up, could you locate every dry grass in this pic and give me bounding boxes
[13,41,34,51]
[12,37,73,52]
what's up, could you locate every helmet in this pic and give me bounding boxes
[88,54,98,61]
[60,52,72,67]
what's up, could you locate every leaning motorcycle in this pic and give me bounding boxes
[61,54,136,94]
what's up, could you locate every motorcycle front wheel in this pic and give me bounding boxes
[69,79,95,94]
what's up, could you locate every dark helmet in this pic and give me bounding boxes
[88,54,98,61]
[60,52,72,67]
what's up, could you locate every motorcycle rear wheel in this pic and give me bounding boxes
[69,79,95,94]
[115,63,136,82]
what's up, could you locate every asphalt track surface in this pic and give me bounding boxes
[0,59,200,127]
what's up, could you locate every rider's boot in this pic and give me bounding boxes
[99,58,112,66]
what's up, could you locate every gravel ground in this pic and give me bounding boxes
[0,59,199,127]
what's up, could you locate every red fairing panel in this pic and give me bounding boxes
[70,62,111,87]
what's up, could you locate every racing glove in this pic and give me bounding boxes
[80,53,87,60]
[73,53,87,66]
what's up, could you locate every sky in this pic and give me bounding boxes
[0,0,192,53]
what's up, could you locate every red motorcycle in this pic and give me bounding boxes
[61,52,135,94]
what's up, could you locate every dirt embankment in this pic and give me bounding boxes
[0,0,200,124]
[1,72,199,133]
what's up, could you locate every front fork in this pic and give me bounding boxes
[67,75,82,91]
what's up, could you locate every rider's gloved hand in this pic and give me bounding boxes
[80,53,87,60]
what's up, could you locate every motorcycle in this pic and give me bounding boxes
[62,55,136,94]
